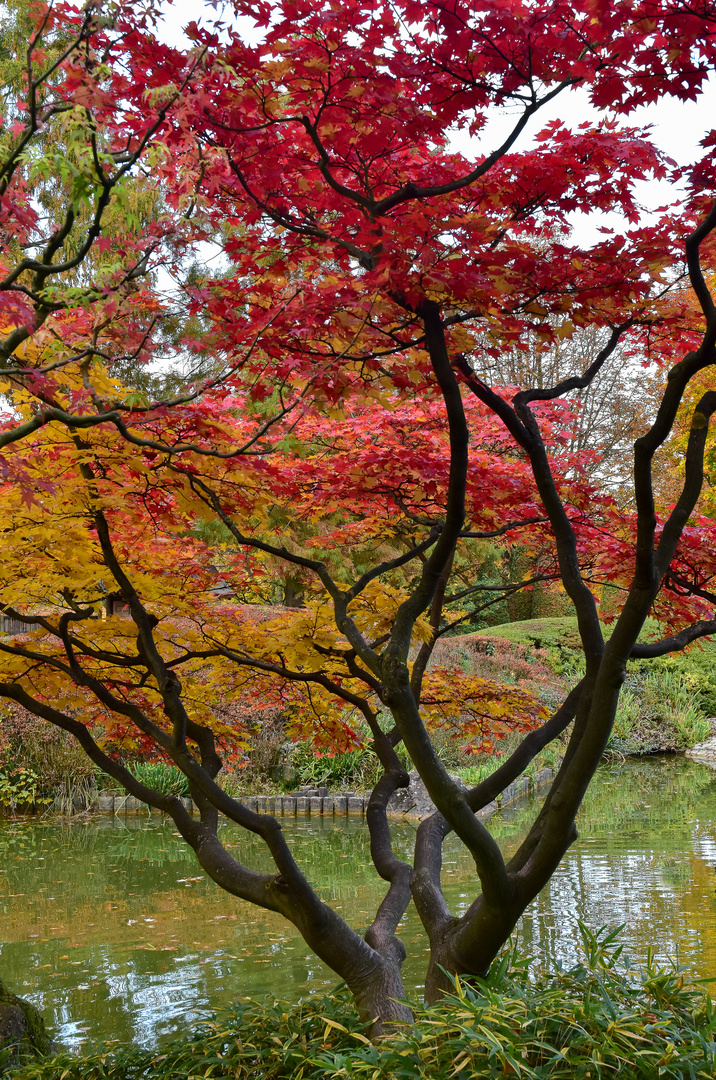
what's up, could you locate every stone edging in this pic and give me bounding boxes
[94,767,554,821]
[474,766,554,823]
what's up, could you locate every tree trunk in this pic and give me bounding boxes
[422,899,523,1003]
[350,962,413,1034]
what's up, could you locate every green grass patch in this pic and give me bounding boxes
[455,739,563,789]
[471,615,584,651]
[126,762,190,799]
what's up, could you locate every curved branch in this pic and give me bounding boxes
[470,681,583,815]
[0,681,283,910]
[454,354,533,452]
[686,195,716,340]
[411,681,582,942]
[344,525,442,603]
[460,516,547,539]
[655,390,716,579]
[372,79,578,216]
[631,620,716,658]
[513,320,634,406]
[364,769,412,967]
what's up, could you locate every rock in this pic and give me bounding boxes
[0,979,53,1065]
[388,770,468,819]
[269,761,297,786]
[686,734,716,763]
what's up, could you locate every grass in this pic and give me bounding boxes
[455,738,563,789]
[0,716,98,815]
[610,670,711,754]
[127,762,190,799]
[471,615,585,651]
[7,927,716,1079]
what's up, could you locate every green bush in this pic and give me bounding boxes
[648,642,716,719]
[0,707,96,812]
[456,738,563,789]
[0,767,51,810]
[472,616,584,655]
[472,618,714,754]
[287,740,382,791]
[9,927,716,1079]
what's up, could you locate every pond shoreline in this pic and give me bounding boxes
[90,766,556,822]
[2,755,713,1051]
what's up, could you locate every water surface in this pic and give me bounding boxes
[2,756,716,1048]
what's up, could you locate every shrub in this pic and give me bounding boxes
[0,767,51,811]
[29,737,97,813]
[285,739,384,791]
[465,618,713,754]
[608,669,711,755]
[0,704,96,811]
[455,737,563,789]
[648,642,716,719]
[242,717,288,786]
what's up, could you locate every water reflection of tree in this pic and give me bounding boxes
[0,816,421,1046]
[513,759,716,975]
[4,759,716,1046]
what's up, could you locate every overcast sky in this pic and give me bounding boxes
[470,79,716,245]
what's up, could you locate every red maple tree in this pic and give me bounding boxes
[1,0,716,1031]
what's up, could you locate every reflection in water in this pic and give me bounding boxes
[516,758,716,974]
[1,756,716,1049]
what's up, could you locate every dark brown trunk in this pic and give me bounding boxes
[351,962,413,1034]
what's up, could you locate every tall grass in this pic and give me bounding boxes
[609,669,711,755]
[0,715,97,813]
[127,761,190,798]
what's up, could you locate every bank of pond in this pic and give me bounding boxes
[3,756,716,1066]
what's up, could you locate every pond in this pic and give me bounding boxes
[2,755,716,1050]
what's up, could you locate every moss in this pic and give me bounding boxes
[472,615,582,651]
[472,615,672,648]
[0,979,52,1071]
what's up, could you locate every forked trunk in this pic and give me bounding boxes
[422,901,522,1004]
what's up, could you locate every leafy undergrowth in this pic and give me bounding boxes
[445,617,716,755]
[434,623,574,712]
[609,670,710,755]
[7,928,716,1079]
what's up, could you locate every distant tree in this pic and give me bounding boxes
[479,322,653,495]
